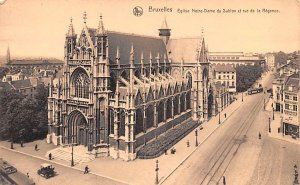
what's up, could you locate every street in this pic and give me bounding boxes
[0,147,126,185]
[163,73,300,185]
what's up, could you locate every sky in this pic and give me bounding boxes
[0,0,299,60]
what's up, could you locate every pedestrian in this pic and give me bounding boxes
[223,176,226,185]
[48,153,52,160]
[164,149,167,155]
[35,144,38,151]
[186,140,190,147]
[224,113,227,118]
[26,173,29,178]
[259,132,261,139]
[84,165,89,174]
[20,140,23,147]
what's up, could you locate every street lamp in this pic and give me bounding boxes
[155,160,159,185]
[71,143,74,167]
[195,129,198,147]
[264,99,265,110]
[272,107,275,120]
[71,135,75,167]
[242,92,244,102]
[219,111,221,124]
[269,117,271,133]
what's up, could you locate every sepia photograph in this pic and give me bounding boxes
[0,0,299,185]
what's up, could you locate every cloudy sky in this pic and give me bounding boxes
[0,0,299,59]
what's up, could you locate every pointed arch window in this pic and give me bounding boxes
[72,71,90,99]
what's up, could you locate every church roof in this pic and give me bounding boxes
[88,29,168,65]
[107,31,168,65]
[167,38,201,63]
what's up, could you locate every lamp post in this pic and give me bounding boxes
[195,129,198,147]
[269,117,271,133]
[71,135,75,167]
[242,92,244,102]
[264,98,265,110]
[273,107,275,120]
[71,143,74,166]
[219,111,221,124]
[155,160,159,185]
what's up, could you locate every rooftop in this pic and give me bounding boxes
[213,64,235,72]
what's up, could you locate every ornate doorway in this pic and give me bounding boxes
[65,110,88,146]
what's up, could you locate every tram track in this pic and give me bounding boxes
[198,94,266,185]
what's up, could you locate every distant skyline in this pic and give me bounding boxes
[0,0,299,60]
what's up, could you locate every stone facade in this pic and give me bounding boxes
[47,14,231,161]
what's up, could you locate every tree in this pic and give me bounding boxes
[0,84,49,142]
[236,65,263,92]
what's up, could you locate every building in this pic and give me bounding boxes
[5,47,64,70]
[2,71,27,82]
[208,52,265,67]
[282,72,300,138]
[273,54,300,113]
[265,53,275,71]
[212,64,236,93]
[0,77,44,97]
[47,14,231,161]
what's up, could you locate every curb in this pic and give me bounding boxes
[159,103,242,185]
[0,146,131,185]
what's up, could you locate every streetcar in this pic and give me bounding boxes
[248,87,264,95]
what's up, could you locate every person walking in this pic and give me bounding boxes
[84,165,89,174]
[34,144,38,151]
[48,153,52,160]
[223,176,226,185]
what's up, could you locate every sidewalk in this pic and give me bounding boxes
[266,98,300,145]
[0,94,244,185]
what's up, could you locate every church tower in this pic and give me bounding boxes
[65,18,77,59]
[158,17,171,45]
[6,45,10,64]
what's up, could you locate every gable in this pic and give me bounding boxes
[135,90,143,106]
[146,87,154,102]
[158,85,164,99]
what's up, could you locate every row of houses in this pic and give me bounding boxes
[272,55,300,138]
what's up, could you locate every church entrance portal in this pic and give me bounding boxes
[65,110,88,146]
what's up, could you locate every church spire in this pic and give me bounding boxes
[66,17,76,37]
[161,16,169,30]
[83,11,87,24]
[158,16,171,45]
[6,45,10,64]
[97,14,106,35]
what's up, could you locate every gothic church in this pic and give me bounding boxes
[47,13,231,161]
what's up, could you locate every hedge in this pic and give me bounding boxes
[137,119,200,159]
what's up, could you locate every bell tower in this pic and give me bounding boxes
[158,17,171,45]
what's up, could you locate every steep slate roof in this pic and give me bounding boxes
[10,79,32,89]
[0,81,14,90]
[167,38,201,63]
[284,72,300,91]
[214,64,235,72]
[108,31,168,65]
[88,29,168,65]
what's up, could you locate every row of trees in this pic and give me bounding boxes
[236,65,263,92]
[0,84,48,142]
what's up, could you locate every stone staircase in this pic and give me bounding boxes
[46,145,95,164]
